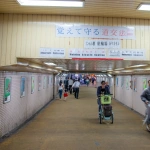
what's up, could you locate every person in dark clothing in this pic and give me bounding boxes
[97,81,110,112]
[64,77,69,91]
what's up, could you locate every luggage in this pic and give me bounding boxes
[103,105,112,117]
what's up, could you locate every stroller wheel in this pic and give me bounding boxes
[111,114,114,124]
[99,114,102,124]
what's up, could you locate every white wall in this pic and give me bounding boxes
[0,72,56,137]
[115,75,149,116]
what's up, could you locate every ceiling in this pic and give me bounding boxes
[1,0,150,19]
[1,1,150,75]
[3,58,147,75]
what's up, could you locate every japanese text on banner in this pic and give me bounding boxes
[56,25,135,39]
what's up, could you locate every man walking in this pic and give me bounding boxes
[72,79,80,99]
[141,80,150,124]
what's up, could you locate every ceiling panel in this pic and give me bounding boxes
[0,0,150,19]
[16,58,150,75]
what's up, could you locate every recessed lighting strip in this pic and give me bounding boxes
[17,0,84,7]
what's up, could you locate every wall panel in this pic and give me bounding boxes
[0,72,55,137]
[0,14,3,66]
[115,75,149,116]
[0,14,150,66]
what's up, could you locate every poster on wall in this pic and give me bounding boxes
[116,77,119,87]
[38,76,42,91]
[133,78,137,92]
[20,77,25,98]
[43,76,46,89]
[121,77,124,88]
[142,78,147,90]
[4,77,12,104]
[126,78,129,90]
[31,76,35,94]
[47,76,49,88]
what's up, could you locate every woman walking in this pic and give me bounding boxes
[58,81,64,100]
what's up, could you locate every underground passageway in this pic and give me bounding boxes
[0,86,150,150]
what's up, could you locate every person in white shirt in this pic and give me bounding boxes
[68,78,73,94]
[58,82,64,100]
[72,79,80,99]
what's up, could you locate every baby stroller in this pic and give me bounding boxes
[97,94,114,124]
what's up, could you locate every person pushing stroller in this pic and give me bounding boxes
[97,81,110,112]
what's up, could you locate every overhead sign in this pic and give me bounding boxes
[108,49,145,59]
[69,49,146,60]
[84,39,121,49]
[69,49,106,58]
[40,48,65,58]
[56,25,135,39]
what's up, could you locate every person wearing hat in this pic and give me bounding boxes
[72,78,80,99]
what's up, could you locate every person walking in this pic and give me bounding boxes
[64,77,69,91]
[68,78,73,94]
[58,82,64,100]
[72,79,80,99]
[63,89,68,101]
[141,80,150,124]
[86,78,90,87]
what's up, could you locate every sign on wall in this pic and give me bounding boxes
[133,78,137,92]
[43,76,46,89]
[56,25,135,39]
[20,77,25,98]
[31,76,35,94]
[108,49,145,60]
[142,78,147,90]
[40,48,65,58]
[38,76,42,91]
[69,49,106,58]
[4,77,12,104]
[84,40,121,49]
[69,48,145,60]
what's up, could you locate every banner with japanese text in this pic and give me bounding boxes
[84,39,121,49]
[56,25,135,39]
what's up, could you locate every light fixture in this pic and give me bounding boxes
[55,67,63,69]
[114,68,124,71]
[107,74,112,77]
[129,64,148,68]
[44,62,56,66]
[17,62,28,66]
[17,0,84,7]
[137,3,150,11]
[29,65,42,69]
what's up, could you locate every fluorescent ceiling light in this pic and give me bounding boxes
[107,74,112,77]
[129,64,148,68]
[17,62,28,66]
[114,68,124,71]
[17,0,84,7]
[137,4,150,11]
[29,65,42,69]
[55,67,63,69]
[44,62,56,66]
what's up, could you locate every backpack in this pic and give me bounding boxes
[103,105,112,117]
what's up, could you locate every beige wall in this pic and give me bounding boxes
[115,75,149,116]
[0,14,150,66]
[0,72,58,137]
